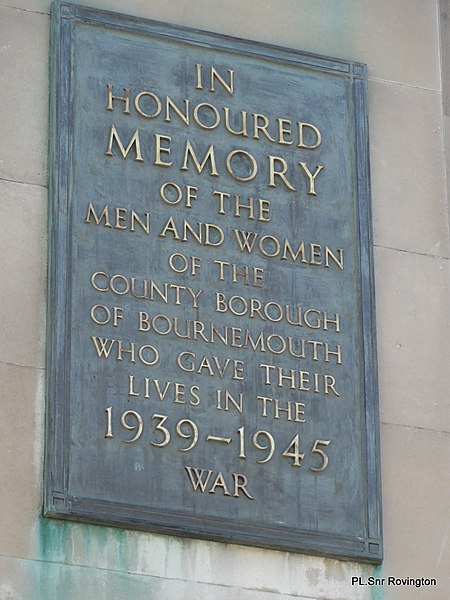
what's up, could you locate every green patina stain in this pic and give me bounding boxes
[370,565,385,600]
[34,517,134,600]
[30,515,181,599]
[37,517,128,567]
[34,519,79,600]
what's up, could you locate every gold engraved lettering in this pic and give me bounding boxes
[90,304,123,326]
[154,380,172,401]
[212,191,271,222]
[91,336,159,366]
[131,312,343,361]
[185,467,253,499]
[134,91,162,118]
[282,434,305,467]
[257,199,271,222]
[207,435,232,444]
[259,235,281,257]
[160,182,198,208]
[105,406,113,438]
[252,113,276,142]
[127,375,201,405]
[105,125,143,161]
[324,343,342,364]
[194,64,235,94]
[208,472,231,496]
[116,340,135,363]
[223,106,248,137]
[215,293,341,334]
[84,202,111,227]
[252,430,275,463]
[181,140,219,176]
[91,271,108,291]
[130,211,151,234]
[159,216,181,240]
[297,122,322,149]
[106,84,130,113]
[325,247,344,269]
[299,163,324,196]
[114,207,128,230]
[310,440,331,471]
[256,395,306,423]
[151,414,171,448]
[213,260,264,287]
[214,190,229,215]
[233,194,256,219]
[84,203,150,234]
[281,240,307,263]
[159,216,224,247]
[105,82,325,153]
[215,389,243,413]
[127,374,140,397]
[324,374,340,395]
[176,351,244,380]
[232,230,344,269]
[193,102,221,129]
[173,382,186,403]
[232,473,254,499]
[120,410,144,443]
[165,96,190,125]
[91,274,203,308]
[226,149,258,182]
[268,156,296,191]
[185,466,212,491]
[259,364,340,396]
[176,419,199,451]
[277,118,293,145]
[154,134,173,167]
[195,63,203,90]
[209,67,235,95]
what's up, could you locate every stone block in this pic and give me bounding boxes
[33,518,373,599]
[375,247,450,432]
[349,0,440,89]
[379,423,450,599]
[370,79,449,258]
[0,180,47,369]
[0,6,49,186]
[0,364,44,560]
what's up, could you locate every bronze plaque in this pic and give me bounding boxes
[45,1,382,562]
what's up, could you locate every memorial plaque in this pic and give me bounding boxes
[45,1,382,562]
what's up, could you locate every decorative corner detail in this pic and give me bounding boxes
[60,4,74,17]
[368,541,381,554]
[52,491,67,506]
[352,64,366,78]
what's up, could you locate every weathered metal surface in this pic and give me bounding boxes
[45,1,382,562]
